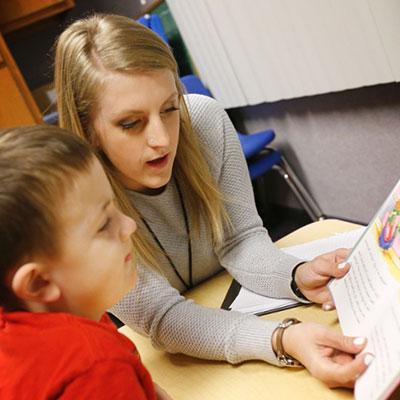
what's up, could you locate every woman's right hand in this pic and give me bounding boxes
[279,322,374,388]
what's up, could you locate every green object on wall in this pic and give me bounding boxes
[152,2,194,76]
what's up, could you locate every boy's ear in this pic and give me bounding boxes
[11,263,61,304]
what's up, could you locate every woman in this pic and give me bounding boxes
[54,14,372,387]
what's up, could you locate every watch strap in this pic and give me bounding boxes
[290,263,308,301]
[274,318,303,367]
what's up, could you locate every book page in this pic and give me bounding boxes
[330,180,400,335]
[229,287,298,315]
[354,289,400,400]
[330,225,397,335]
[330,178,400,399]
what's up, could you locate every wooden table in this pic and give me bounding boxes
[120,219,361,399]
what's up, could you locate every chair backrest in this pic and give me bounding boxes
[180,74,212,98]
[137,14,169,43]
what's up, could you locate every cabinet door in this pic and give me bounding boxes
[0,0,75,33]
[0,66,39,127]
[0,33,41,128]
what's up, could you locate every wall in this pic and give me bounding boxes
[166,0,400,224]
[166,0,400,108]
[234,82,400,224]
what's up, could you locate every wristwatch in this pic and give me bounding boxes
[274,318,303,367]
[290,263,308,301]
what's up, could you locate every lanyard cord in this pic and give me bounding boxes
[140,181,193,290]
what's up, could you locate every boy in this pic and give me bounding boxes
[0,125,165,399]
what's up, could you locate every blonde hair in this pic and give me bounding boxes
[54,14,229,268]
[0,125,95,310]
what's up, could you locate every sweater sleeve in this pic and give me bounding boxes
[60,360,154,400]
[186,94,304,300]
[110,264,282,366]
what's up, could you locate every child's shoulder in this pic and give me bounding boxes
[0,311,152,398]
[1,311,137,364]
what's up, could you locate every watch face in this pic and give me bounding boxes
[278,355,302,367]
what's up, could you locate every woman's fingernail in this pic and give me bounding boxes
[338,262,347,269]
[323,303,334,311]
[364,354,374,366]
[353,337,366,346]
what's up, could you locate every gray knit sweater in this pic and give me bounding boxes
[110,94,305,366]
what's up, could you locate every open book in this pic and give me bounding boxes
[330,179,400,400]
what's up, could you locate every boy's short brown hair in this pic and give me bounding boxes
[0,125,95,310]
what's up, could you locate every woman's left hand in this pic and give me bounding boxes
[294,248,350,310]
[282,322,372,388]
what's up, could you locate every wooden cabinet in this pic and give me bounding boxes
[0,33,41,128]
[0,0,75,33]
[0,1,75,128]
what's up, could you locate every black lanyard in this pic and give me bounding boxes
[141,181,193,290]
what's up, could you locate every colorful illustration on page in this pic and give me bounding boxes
[375,185,400,277]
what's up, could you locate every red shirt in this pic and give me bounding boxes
[0,310,156,400]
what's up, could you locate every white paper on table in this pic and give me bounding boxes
[229,227,365,315]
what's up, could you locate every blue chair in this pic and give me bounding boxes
[138,14,169,43]
[139,14,324,221]
[180,75,276,161]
